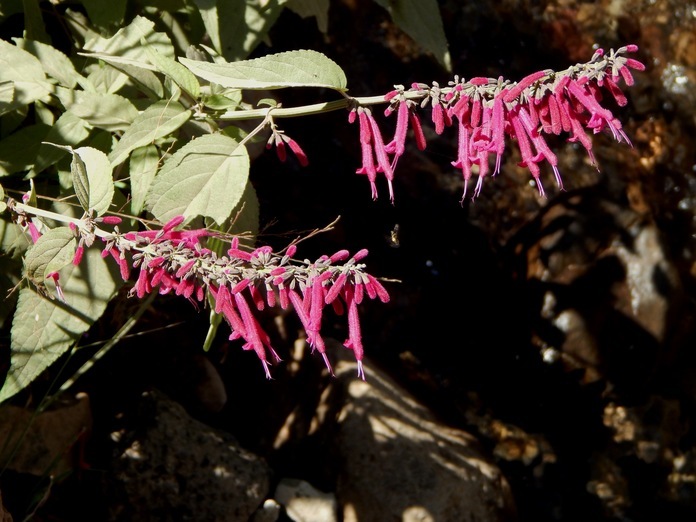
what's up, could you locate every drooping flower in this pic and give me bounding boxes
[64,215,389,379]
[350,45,644,201]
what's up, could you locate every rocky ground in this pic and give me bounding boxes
[2,0,696,520]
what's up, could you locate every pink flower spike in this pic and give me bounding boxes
[162,215,185,233]
[385,101,409,158]
[343,286,366,379]
[100,216,122,225]
[330,249,350,263]
[73,245,84,266]
[175,259,197,279]
[27,221,41,243]
[283,135,309,167]
[46,271,66,302]
[352,248,369,262]
[409,112,427,151]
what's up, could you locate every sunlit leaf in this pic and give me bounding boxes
[14,38,81,88]
[56,88,139,131]
[0,38,52,106]
[109,100,190,166]
[179,49,347,90]
[24,226,76,286]
[1,248,121,403]
[83,15,174,60]
[129,144,159,216]
[147,133,249,224]
[144,44,201,99]
[74,146,114,216]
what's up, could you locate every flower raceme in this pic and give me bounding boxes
[347,45,644,201]
[92,216,388,379]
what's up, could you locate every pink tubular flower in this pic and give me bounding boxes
[350,45,643,200]
[267,124,309,167]
[57,215,390,379]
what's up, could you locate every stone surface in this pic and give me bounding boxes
[109,389,271,521]
[274,478,337,522]
[319,343,514,522]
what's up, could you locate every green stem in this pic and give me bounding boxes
[217,92,424,121]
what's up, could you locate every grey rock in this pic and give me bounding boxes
[110,389,270,521]
[274,478,337,522]
[321,343,515,522]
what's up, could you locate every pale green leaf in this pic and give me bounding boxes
[147,133,250,224]
[218,0,288,61]
[0,39,52,106]
[32,112,91,175]
[83,15,174,61]
[179,49,347,90]
[1,248,121,403]
[372,0,451,71]
[286,0,329,33]
[106,61,165,99]
[74,146,114,216]
[24,226,76,285]
[85,62,128,94]
[14,38,81,88]
[193,0,222,56]
[144,44,201,99]
[0,81,15,117]
[70,147,90,212]
[129,144,159,216]
[0,124,51,177]
[109,100,191,166]
[57,88,139,131]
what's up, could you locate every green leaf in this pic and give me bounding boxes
[286,0,329,33]
[193,0,289,61]
[24,226,76,286]
[21,0,50,44]
[147,133,250,224]
[1,247,121,403]
[0,124,51,177]
[372,0,451,71]
[0,81,14,117]
[81,0,127,31]
[14,38,80,88]
[0,183,5,214]
[74,146,114,216]
[56,88,139,131]
[32,112,91,175]
[129,144,159,216]
[144,44,201,99]
[179,49,347,90]
[83,15,175,61]
[0,38,52,106]
[109,100,191,166]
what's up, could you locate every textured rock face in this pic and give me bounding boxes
[320,347,514,522]
[110,390,271,522]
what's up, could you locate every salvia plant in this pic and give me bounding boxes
[0,2,643,402]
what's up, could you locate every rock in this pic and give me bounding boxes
[318,342,514,522]
[274,478,337,522]
[109,389,271,521]
[0,490,12,522]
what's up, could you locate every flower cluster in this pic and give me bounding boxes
[350,45,645,201]
[93,216,389,379]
